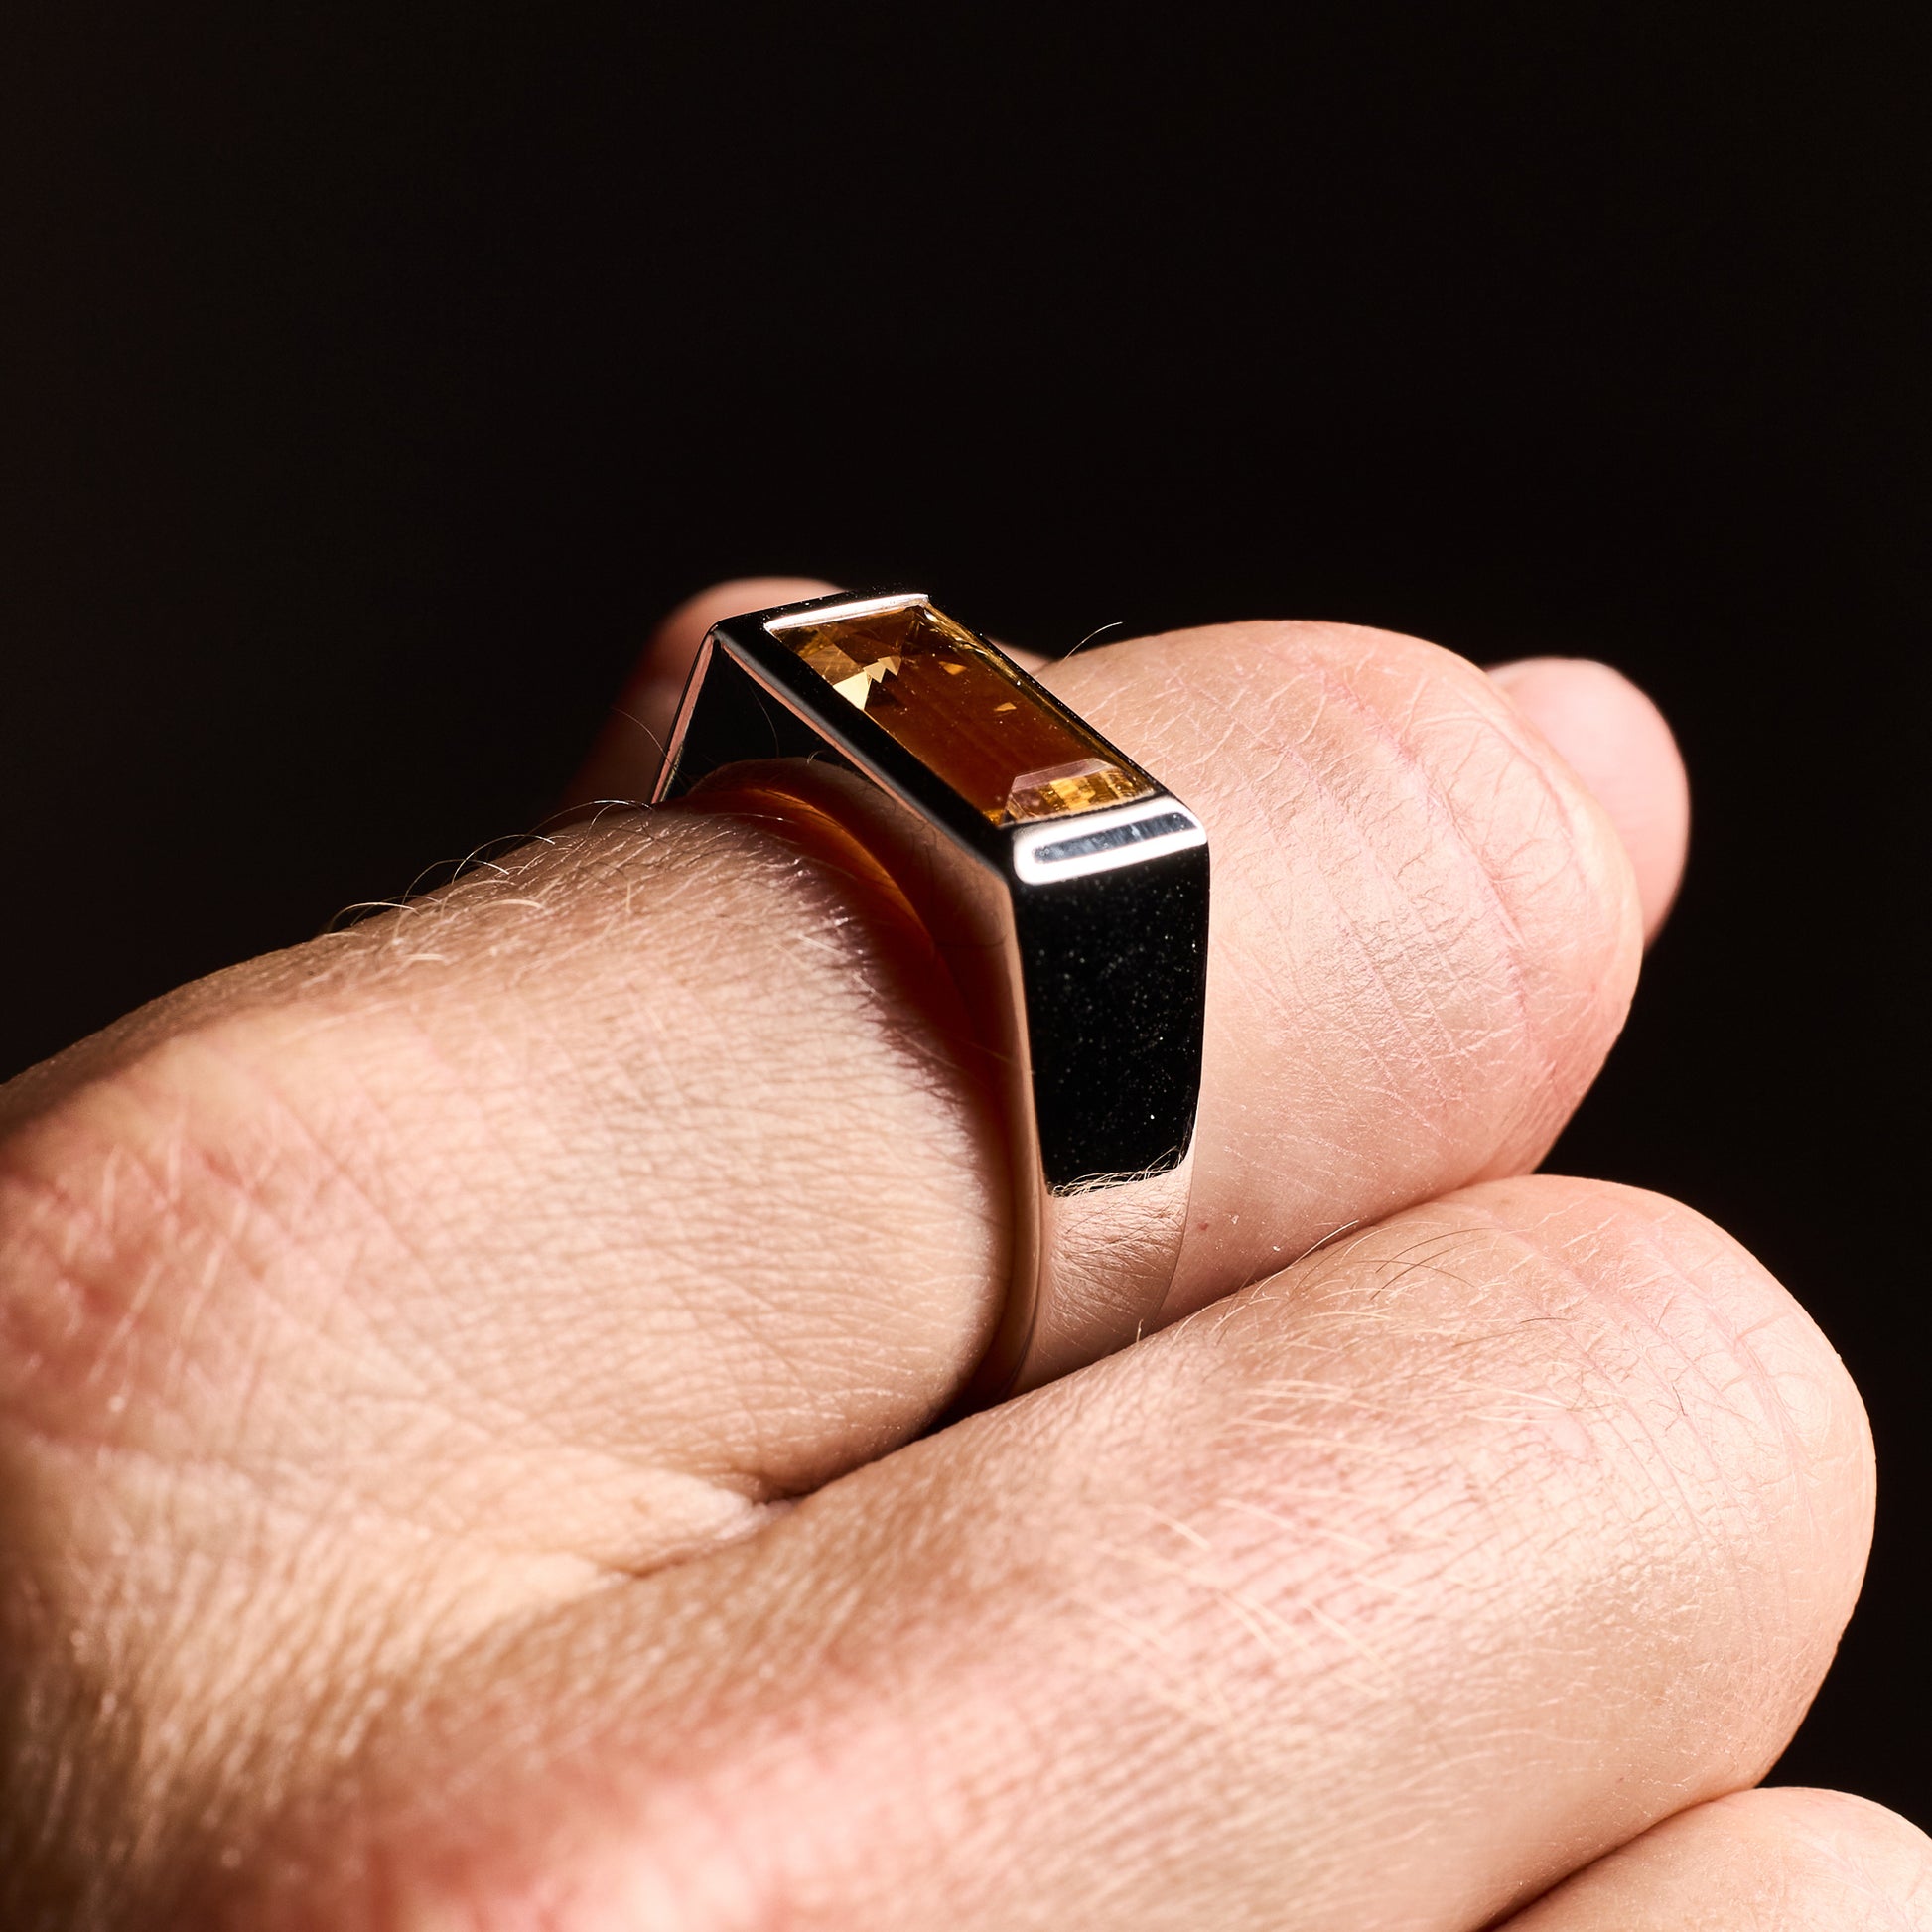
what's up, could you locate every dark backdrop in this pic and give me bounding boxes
[4,0,1927,1821]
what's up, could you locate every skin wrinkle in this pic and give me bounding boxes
[6,1044,481,1518]
[1301,651,1550,1096]
[35,1363,606,1646]
[80,1456,607,1906]
[1190,654,1486,1117]
[401,830,981,1422]
[1619,1211,1857,1559]
[1,1101,266,1455]
[1414,1259,1746,1746]
[1320,639,1636,1117]
[1426,1216,1753,1604]
[1230,726,1474,1152]
[187,1031,467,1384]
[1220,1205,1769,1808]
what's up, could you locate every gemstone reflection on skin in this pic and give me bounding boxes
[770,602,1153,825]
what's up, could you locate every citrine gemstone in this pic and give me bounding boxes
[770,601,1152,825]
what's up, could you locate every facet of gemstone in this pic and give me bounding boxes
[791,633,903,710]
[1004,758,1147,822]
[768,600,1153,826]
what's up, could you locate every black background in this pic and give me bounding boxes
[3,0,1927,1822]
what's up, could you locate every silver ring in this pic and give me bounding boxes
[653,590,1209,1402]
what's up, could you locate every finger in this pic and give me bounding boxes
[563,575,837,807]
[1499,1788,1932,1929]
[222,1179,1875,1932]
[0,619,1643,1627]
[1041,621,1645,1320]
[1487,656,1689,942]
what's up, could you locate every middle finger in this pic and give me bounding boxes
[231,1175,1874,1931]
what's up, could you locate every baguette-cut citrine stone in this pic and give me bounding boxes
[770,601,1152,825]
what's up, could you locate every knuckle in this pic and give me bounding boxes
[1740,1788,1932,1922]
[1255,619,1636,935]
[1460,1174,1874,1713]
[0,1004,361,1922]
[1199,620,1644,1171]
[1538,1176,1869,1536]
[1324,624,1643,1113]
[1559,1787,1932,1928]
[0,995,393,1451]
[1137,1174,1870,1789]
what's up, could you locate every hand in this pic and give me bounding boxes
[1,584,1918,1930]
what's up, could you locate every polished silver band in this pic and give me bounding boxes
[652,589,1209,1401]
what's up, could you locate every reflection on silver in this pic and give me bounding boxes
[1014,798,1206,884]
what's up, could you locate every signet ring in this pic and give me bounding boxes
[653,590,1209,1404]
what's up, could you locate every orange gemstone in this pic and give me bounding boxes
[769,601,1152,825]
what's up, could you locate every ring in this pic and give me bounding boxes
[653,590,1209,1402]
